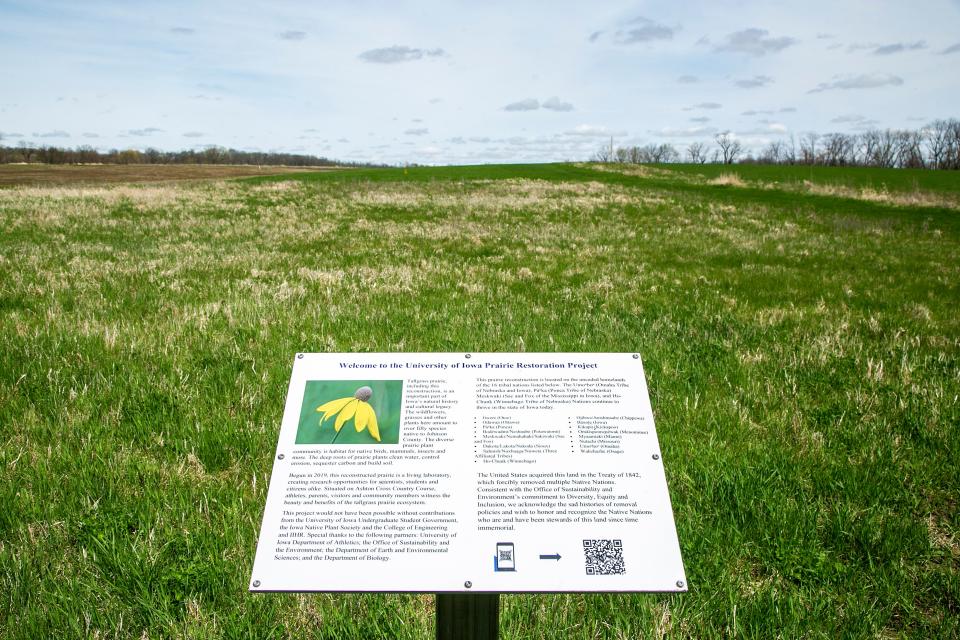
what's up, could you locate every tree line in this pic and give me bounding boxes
[0,143,382,167]
[593,118,960,169]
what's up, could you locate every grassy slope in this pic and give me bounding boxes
[1,164,958,638]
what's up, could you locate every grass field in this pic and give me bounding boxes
[1,162,958,638]
[0,164,342,187]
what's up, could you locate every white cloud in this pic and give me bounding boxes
[278,31,307,41]
[404,128,429,136]
[542,96,574,112]
[735,75,774,89]
[654,125,718,137]
[563,124,627,137]
[873,41,926,55]
[127,127,163,136]
[503,98,540,112]
[358,46,447,64]
[714,28,797,56]
[808,73,904,93]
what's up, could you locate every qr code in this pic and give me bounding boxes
[583,539,625,575]
[499,549,513,562]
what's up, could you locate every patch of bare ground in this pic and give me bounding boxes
[0,163,344,187]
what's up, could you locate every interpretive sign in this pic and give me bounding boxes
[250,353,687,593]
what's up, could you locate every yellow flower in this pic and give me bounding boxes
[315,386,380,442]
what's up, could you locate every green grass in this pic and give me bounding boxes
[1,164,958,638]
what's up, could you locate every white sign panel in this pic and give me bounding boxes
[250,353,687,593]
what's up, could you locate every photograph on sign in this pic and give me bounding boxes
[295,380,404,445]
[250,353,687,593]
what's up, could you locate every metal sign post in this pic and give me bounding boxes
[436,593,499,640]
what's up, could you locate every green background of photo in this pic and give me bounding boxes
[295,380,403,445]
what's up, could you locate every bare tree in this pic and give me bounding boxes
[592,145,614,163]
[821,133,857,166]
[800,133,820,164]
[925,120,952,169]
[686,142,708,164]
[760,140,785,164]
[714,132,742,165]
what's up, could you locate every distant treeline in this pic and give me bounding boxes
[0,144,381,167]
[595,118,960,169]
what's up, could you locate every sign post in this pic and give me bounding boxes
[250,353,686,633]
[435,593,499,640]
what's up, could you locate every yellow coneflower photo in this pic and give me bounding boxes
[295,380,403,444]
[316,385,380,441]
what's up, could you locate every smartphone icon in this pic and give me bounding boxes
[495,542,516,571]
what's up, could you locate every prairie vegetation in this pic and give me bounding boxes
[1,163,958,638]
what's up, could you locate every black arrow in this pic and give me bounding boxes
[539,553,562,561]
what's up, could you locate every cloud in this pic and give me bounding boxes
[735,123,788,135]
[182,131,204,138]
[779,107,797,113]
[358,45,447,64]
[941,42,960,54]
[33,130,70,138]
[429,97,443,104]
[542,96,574,112]
[654,125,718,137]
[829,114,879,129]
[689,116,711,123]
[82,132,99,138]
[0,131,24,138]
[683,102,722,111]
[404,128,429,136]
[612,17,675,44]
[278,30,307,41]
[808,73,904,93]
[741,109,773,116]
[127,127,163,136]
[735,75,774,89]
[170,27,195,35]
[563,124,627,137]
[714,28,796,56]
[590,17,675,45]
[873,41,926,55]
[677,75,699,84]
[503,98,540,111]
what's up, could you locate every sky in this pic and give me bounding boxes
[1,0,959,165]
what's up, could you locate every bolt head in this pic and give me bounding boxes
[297,353,303,359]
[676,580,685,589]
[465,353,472,359]
[277,454,285,460]
[253,580,261,588]
[652,454,660,460]
[632,354,639,359]
[464,581,472,588]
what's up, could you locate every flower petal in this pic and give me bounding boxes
[366,405,380,442]
[334,399,359,432]
[317,396,353,422]
[355,402,370,433]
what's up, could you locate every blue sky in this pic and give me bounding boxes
[1,0,958,164]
